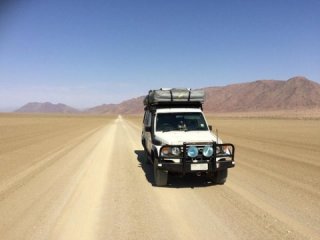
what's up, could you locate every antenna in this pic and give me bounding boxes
[216,128,219,144]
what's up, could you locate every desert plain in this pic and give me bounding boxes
[0,113,319,240]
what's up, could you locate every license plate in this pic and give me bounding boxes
[191,163,208,171]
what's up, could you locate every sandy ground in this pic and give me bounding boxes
[0,114,319,240]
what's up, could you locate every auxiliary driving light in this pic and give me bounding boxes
[187,146,198,158]
[203,145,214,157]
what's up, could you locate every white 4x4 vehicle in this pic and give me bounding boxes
[141,88,235,186]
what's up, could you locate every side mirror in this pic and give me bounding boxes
[209,125,212,131]
[145,126,152,132]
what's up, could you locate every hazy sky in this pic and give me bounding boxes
[0,0,319,110]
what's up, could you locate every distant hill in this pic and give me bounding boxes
[14,76,320,115]
[85,97,144,114]
[15,102,79,114]
[86,76,320,114]
[203,76,320,112]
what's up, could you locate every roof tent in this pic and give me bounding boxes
[144,88,205,107]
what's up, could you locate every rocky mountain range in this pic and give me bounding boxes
[14,76,320,114]
[203,76,320,112]
[16,102,80,114]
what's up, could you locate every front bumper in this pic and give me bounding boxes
[158,142,235,175]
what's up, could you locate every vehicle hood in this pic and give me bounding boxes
[155,131,221,145]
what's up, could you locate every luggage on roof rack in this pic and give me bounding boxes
[143,88,205,106]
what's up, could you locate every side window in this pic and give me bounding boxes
[143,112,147,125]
[143,111,151,127]
[146,112,152,127]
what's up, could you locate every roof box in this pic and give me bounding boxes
[144,88,205,106]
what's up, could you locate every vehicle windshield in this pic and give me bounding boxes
[156,112,208,132]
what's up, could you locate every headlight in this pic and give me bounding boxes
[187,146,198,158]
[216,146,231,155]
[203,145,213,157]
[216,146,223,154]
[161,146,181,157]
[161,146,170,156]
[171,147,181,156]
[223,146,231,154]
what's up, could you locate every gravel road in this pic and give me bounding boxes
[0,115,319,240]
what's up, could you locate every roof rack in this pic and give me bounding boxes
[144,88,205,107]
[144,101,203,111]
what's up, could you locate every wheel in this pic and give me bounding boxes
[144,150,152,165]
[212,169,228,185]
[153,158,168,186]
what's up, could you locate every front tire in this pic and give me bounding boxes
[143,150,152,165]
[212,169,228,185]
[153,158,168,186]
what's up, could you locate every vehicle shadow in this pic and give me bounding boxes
[134,150,154,185]
[134,150,215,188]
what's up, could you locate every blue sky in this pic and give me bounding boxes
[0,0,319,110]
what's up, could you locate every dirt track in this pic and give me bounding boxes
[0,114,319,240]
